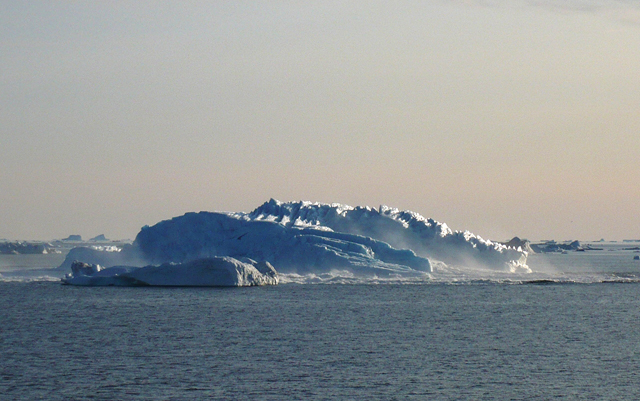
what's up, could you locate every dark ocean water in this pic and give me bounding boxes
[2,281,640,400]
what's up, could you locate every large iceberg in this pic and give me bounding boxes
[59,199,529,285]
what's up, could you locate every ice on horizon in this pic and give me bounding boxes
[59,199,529,286]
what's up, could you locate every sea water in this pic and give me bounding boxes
[3,281,640,400]
[2,244,640,400]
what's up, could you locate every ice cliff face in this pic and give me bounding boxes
[60,199,529,283]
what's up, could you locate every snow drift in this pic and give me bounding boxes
[59,199,529,285]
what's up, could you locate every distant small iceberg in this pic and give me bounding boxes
[89,234,109,242]
[61,235,82,242]
[530,240,583,253]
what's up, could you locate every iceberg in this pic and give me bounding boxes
[62,257,278,287]
[59,199,529,285]
[89,234,109,242]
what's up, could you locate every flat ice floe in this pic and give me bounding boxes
[58,199,530,285]
[62,257,278,287]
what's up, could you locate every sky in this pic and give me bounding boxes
[1,1,639,242]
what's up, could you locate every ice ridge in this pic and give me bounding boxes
[246,199,526,270]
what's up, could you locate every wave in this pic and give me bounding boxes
[0,273,62,283]
[5,273,640,285]
[276,263,640,285]
[277,274,640,285]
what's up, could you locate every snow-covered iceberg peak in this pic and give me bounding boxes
[247,199,455,239]
[247,198,356,229]
[244,199,527,271]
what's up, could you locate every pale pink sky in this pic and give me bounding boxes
[1,1,639,241]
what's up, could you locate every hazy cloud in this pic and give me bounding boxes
[452,0,640,24]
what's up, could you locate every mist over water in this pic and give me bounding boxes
[276,241,640,284]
